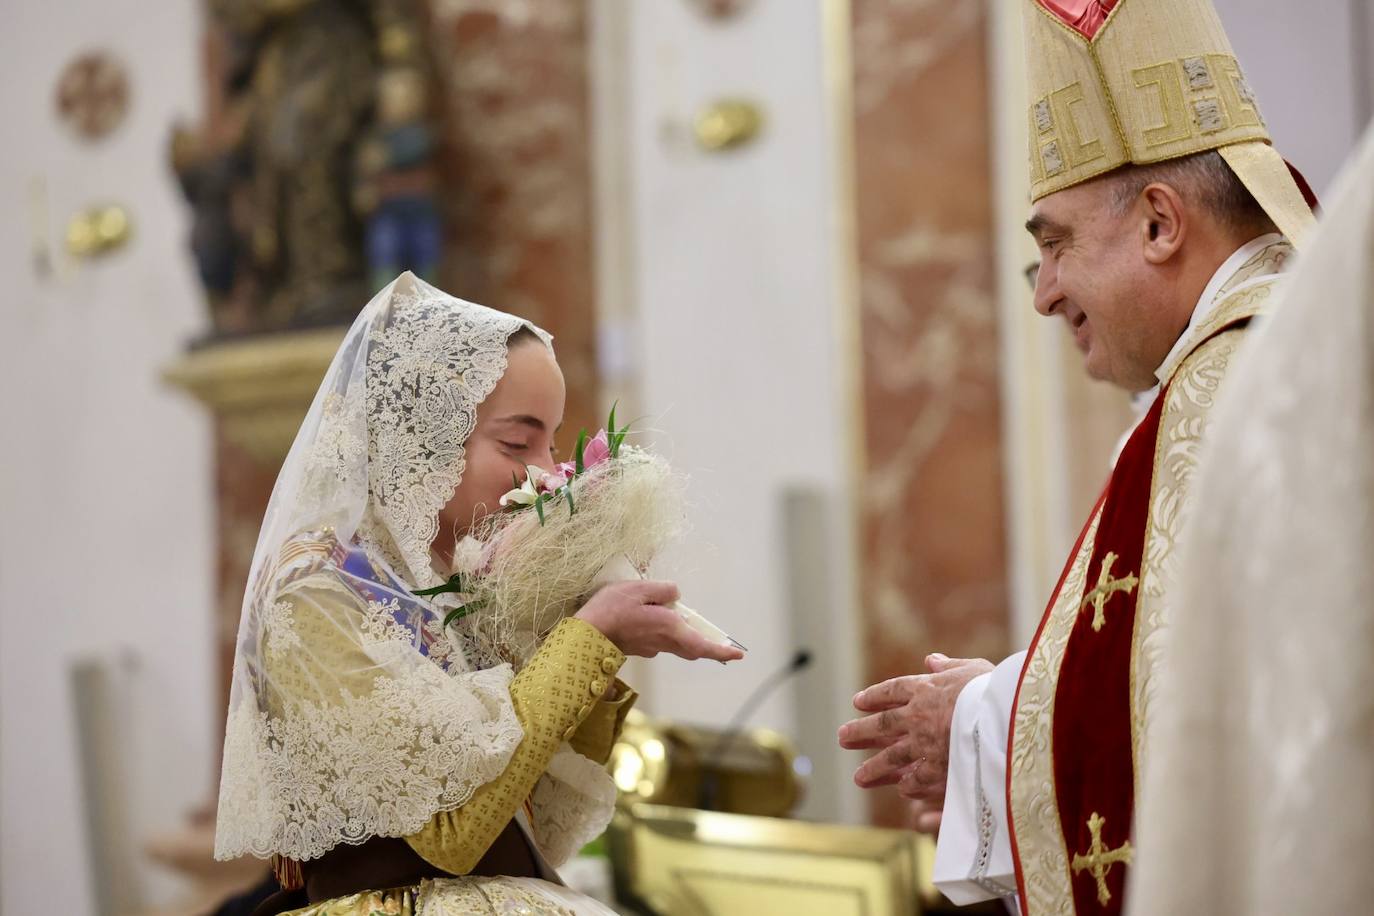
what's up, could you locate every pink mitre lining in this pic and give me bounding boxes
[1037,0,1119,39]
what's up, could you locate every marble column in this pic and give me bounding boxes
[850,0,1011,827]
[430,0,601,438]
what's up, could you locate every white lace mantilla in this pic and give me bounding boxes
[217,274,556,862]
[217,656,522,861]
[358,287,548,589]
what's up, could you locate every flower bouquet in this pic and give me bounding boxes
[419,406,742,668]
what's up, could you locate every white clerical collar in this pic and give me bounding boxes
[1151,232,1284,385]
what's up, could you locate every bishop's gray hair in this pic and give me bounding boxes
[1105,150,1276,237]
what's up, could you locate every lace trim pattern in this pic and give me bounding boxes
[262,600,303,658]
[216,658,522,862]
[529,746,619,868]
[359,286,542,588]
[416,877,586,915]
[970,724,1018,898]
[277,876,613,915]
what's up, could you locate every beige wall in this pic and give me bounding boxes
[0,2,215,912]
[590,0,867,823]
[1215,0,1371,195]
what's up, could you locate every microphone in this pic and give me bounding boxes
[697,649,813,811]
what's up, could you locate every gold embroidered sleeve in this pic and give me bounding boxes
[404,617,625,874]
[262,579,402,709]
[569,680,638,765]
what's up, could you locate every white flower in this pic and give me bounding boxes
[499,465,546,507]
[451,535,486,575]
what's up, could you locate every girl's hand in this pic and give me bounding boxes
[574,580,744,663]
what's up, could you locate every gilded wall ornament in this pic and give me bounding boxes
[55,51,130,141]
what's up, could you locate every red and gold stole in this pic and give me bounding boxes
[1006,311,1257,915]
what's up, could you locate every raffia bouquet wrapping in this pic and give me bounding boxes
[457,438,687,667]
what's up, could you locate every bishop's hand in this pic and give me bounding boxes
[838,653,993,804]
[908,797,943,835]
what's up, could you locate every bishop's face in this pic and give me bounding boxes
[1026,178,1175,393]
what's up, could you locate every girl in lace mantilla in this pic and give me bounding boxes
[214,273,742,915]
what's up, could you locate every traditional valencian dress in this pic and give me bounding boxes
[214,273,630,915]
[933,2,1318,914]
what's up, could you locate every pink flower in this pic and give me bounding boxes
[583,429,611,469]
[527,430,614,496]
[538,467,572,494]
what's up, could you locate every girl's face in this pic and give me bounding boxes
[432,337,566,565]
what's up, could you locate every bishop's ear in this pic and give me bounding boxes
[1138,182,1187,265]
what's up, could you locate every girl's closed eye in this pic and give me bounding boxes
[499,440,529,453]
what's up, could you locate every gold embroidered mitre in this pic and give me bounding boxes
[1023,0,1315,246]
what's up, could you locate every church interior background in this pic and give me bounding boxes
[1,0,1369,913]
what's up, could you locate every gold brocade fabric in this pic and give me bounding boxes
[282,877,595,915]
[268,607,630,886]
[286,886,418,915]
[405,619,627,875]
[569,682,637,766]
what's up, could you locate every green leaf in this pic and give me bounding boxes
[443,600,485,627]
[566,483,577,518]
[607,402,632,458]
[413,574,464,597]
[535,494,547,526]
[574,428,589,475]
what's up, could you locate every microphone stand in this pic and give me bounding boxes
[697,649,812,811]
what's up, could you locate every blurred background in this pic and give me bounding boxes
[1,0,1369,912]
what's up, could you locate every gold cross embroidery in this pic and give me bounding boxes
[1071,812,1133,906]
[1078,551,1139,632]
